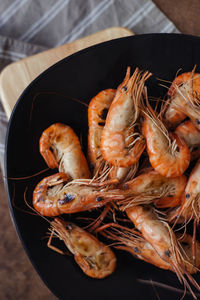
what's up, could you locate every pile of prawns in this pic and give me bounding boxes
[33,66,200,298]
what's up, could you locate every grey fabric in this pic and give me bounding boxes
[0,0,179,172]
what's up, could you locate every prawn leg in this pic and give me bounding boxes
[47,230,66,255]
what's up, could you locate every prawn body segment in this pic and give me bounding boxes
[120,170,187,208]
[100,67,151,167]
[33,172,71,216]
[175,120,200,160]
[39,123,90,179]
[102,223,200,274]
[49,218,116,278]
[142,109,190,177]
[33,173,125,216]
[126,205,178,264]
[165,72,200,129]
[175,159,200,222]
[88,89,115,166]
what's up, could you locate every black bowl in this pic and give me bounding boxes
[5,34,200,300]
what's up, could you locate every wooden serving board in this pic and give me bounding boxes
[0,27,133,118]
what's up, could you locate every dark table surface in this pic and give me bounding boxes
[1,1,200,299]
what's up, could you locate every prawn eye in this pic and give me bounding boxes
[134,247,139,253]
[123,183,128,190]
[139,116,144,122]
[196,119,200,125]
[185,193,190,199]
[165,250,170,257]
[96,196,103,202]
[122,86,127,91]
[66,223,73,230]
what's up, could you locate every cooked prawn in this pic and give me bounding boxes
[119,169,187,209]
[142,96,190,177]
[97,222,172,271]
[100,67,151,167]
[97,223,200,274]
[171,159,200,223]
[175,120,200,160]
[126,205,200,297]
[165,71,200,129]
[39,123,90,179]
[88,88,137,182]
[170,158,200,264]
[48,218,116,278]
[88,88,115,168]
[33,173,124,216]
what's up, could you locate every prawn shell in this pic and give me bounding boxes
[168,72,200,97]
[179,158,200,220]
[33,173,125,216]
[51,218,116,279]
[33,172,71,217]
[154,175,187,208]
[39,123,91,179]
[142,114,190,177]
[100,67,148,167]
[88,89,116,165]
[166,72,200,129]
[122,170,187,208]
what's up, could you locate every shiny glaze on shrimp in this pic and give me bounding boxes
[88,88,136,182]
[48,218,116,279]
[126,205,180,264]
[126,205,200,296]
[119,169,187,209]
[99,223,200,274]
[142,97,190,177]
[33,173,124,216]
[172,159,200,223]
[39,123,90,179]
[88,88,115,167]
[100,67,151,167]
[175,120,200,160]
[165,71,200,129]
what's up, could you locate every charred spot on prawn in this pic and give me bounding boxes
[165,250,170,257]
[98,122,105,126]
[58,194,75,205]
[37,196,45,203]
[100,108,108,120]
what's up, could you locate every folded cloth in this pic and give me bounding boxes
[0,0,179,172]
